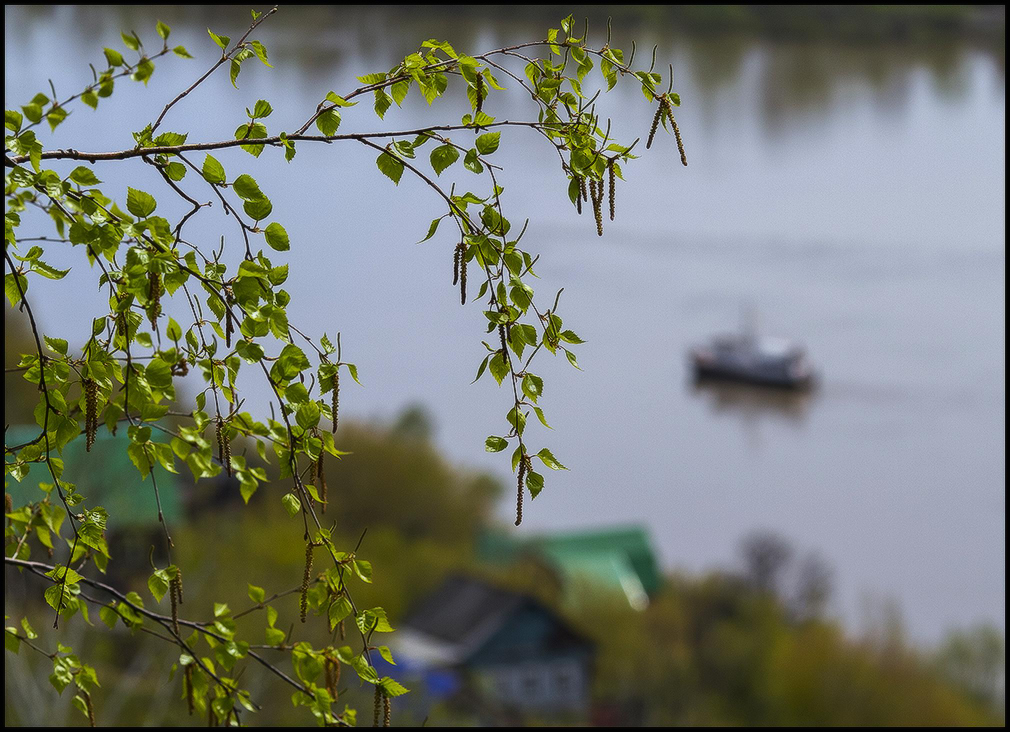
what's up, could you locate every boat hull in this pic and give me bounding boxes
[690,350,815,390]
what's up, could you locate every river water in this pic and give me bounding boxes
[5,5,1005,642]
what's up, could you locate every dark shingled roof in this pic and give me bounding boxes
[402,575,526,648]
[399,575,596,668]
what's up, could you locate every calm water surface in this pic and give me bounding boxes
[5,5,1005,641]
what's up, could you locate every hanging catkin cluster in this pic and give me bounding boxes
[168,577,180,634]
[661,96,688,166]
[608,158,617,221]
[170,585,178,634]
[169,568,183,635]
[83,378,99,452]
[457,241,468,305]
[216,416,231,477]
[647,98,664,149]
[115,291,128,339]
[147,271,162,330]
[316,453,327,514]
[331,371,339,434]
[300,541,314,622]
[589,178,604,236]
[324,656,341,700]
[225,291,236,347]
[173,566,184,603]
[82,690,96,728]
[373,686,389,727]
[514,457,527,526]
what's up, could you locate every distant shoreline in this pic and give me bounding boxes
[403,4,1007,48]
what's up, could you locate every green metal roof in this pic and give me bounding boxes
[477,525,662,609]
[5,424,184,530]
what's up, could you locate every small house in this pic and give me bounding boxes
[392,574,596,720]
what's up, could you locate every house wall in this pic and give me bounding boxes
[476,657,589,713]
[467,603,594,714]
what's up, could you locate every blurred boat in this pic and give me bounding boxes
[690,331,814,389]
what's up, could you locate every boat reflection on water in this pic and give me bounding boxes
[690,374,818,428]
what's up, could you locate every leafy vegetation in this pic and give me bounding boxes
[562,562,1004,726]
[6,385,1002,725]
[5,7,689,726]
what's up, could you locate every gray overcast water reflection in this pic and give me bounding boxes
[5,5,1005,641]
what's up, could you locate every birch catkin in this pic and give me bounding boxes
[575,175,585,215]
[170,576,180,635]
[174,566,183,604]
[324,658,335,699]
[373,686,382,727]
[474,73,484,116]
[324,657,341,698]
[331,371,339,434]
[116,298,128,338]
[663,97,687,166]
[317,453,327,514]
[591,179,604,237]
[216,416,231,477]
[646,100,664,149]
[459,244,468,305]
[84,378,98,452]
[608,158,616,221]
[148,271,161,330]
[383,694,391,727]
[515,458,526,526]
[82,690,96,727]
[300,542,314,622]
